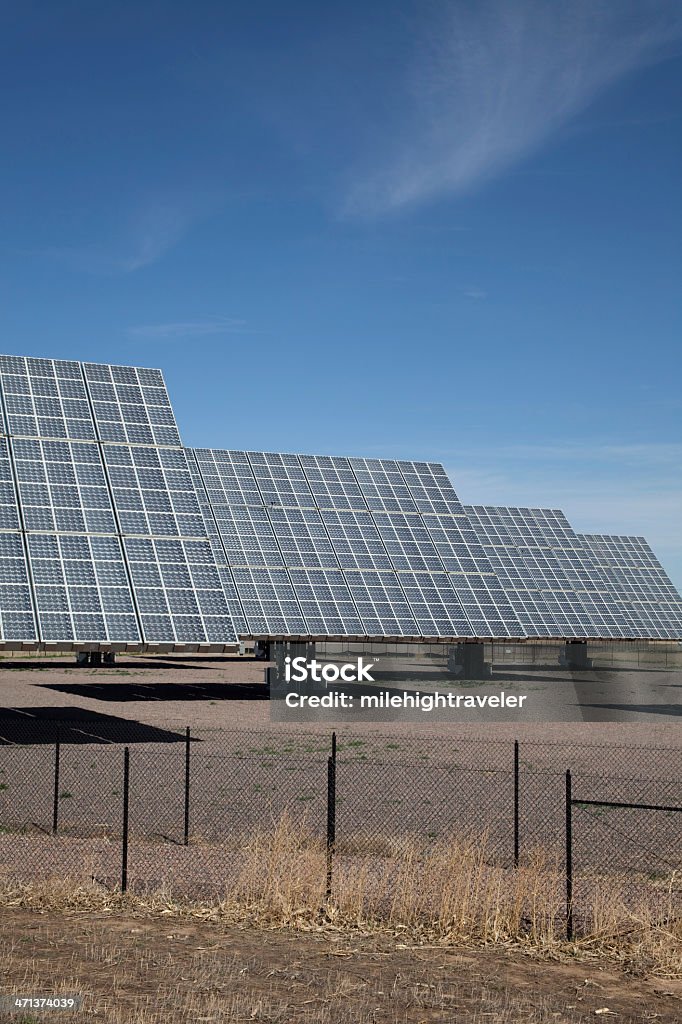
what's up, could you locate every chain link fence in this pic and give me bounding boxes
[0,722,680,932]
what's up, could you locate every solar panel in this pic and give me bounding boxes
[300,455,368,511]
[0,356,236,647]
[580,534,682,640]
[463,506,650,639]
[189,449,525,639]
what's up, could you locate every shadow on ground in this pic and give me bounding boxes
[0,656,260,671]
[39,681,269,703]
[0,707,187,745]
[580,703,682,718]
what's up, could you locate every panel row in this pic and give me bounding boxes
[191,445,682,641]
[2,356,680,644]
[464,506,680,639]
[222,565,521,638]
[189,450,524,638]
[193,449,465,515]
[0,356,180,447]
[0,357,236,646]
[581,534,682,640]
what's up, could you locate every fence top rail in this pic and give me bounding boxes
[572,798,682,813]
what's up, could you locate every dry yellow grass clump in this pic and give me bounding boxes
[1,814,679,977]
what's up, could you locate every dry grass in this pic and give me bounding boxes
[0,818,681,1022]
[0,814,679,979]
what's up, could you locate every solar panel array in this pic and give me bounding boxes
[1,352,680,646]
[580,534,682,640]
[0,356,236,646]
[462,505,651,639]
[188,449,525,639]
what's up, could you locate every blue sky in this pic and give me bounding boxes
[1,1,681,586]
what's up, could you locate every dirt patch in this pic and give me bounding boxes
[1,907,680,1023]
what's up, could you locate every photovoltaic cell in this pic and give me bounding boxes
[248,451,316,508]
[371,512,445,572]
[0,529,36,641]
[0,355,236,646]
[299,456,368,510]
[189,449,525,639]
[399,462,465,515]
[396,572,471,636]
[342,569,419,636]
[287,567,365,635]
[231,566,307,635]
[346,458,419,513]
[268,507,339,569]
[320,510,394,571]
[464,506,647,639]
[580,534,682,640]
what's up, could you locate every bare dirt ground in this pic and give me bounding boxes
[1,906,681,1024]
[0,651,680,744]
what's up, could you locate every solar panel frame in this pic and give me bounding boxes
[0,355,236,648]
[9,356,680,646]
[463,505,649,639]
[248,451,317,508]
[346,458,419,513]
[341,568,420,637]
[580,533,682,639]
[268,507,340,569]
[395,571,473,636]
[299,455,369,510]
[190,449,526,639]
[287,566,366,635]
[229,565,308,635]
[319,509,395,571]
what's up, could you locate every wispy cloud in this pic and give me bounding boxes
[32,191,218,274]
[359,437,682,585]
[128,316,251,340]
[117,200,203,272]
[492,442,682,466]
[461,285,487,300]
[346,0,682,215]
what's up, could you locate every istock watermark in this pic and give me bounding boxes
[269,640,679,724]
[284,656,375,684]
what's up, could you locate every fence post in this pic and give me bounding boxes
[326,754,336,902]
[183,726,191,846]
[565,769,573,940]
[121,746,130,894]
[52,728,61,835]
[331,730,336,763]
[513,740,519,867]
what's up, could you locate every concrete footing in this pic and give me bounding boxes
[75,651,116,666]
[268,641,317,692]
[560,641,593,670]
[448,642,491,679]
